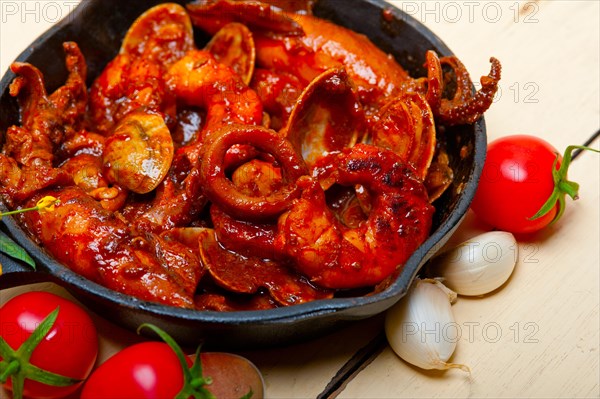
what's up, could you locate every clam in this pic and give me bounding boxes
[284,68,366,168]
[370,92,436,181]
[121,3,194,66]
[103,111,174,194]
[198,228,333,306]
[206,22,256,85]
[424,148,454,202]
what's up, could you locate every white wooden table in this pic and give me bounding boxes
[1,1,599,398]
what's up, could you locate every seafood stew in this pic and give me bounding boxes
[0,0,495,347]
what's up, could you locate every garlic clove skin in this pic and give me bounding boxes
[430,277,458,304]
[430,231,518,296]
[385,279,469,372]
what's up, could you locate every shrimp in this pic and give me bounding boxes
[275,144,434,289]
[89,54,175,135]
[165,50,263,153]
[22,187,202,308]
[250,68,304,131]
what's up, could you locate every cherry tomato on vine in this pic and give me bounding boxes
[471,135,598,234]
[80,324,263,399]
[0,291,98,399]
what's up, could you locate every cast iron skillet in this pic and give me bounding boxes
[0,0,486,349]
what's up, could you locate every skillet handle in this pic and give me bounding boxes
[0,252,48,289]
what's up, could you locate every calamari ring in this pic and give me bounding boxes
[200,124,308,221]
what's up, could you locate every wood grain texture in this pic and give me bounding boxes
[340,2,600,396]
[340,149,599,399]
[385,0,600,147]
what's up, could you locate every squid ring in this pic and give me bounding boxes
[200,124,308,221]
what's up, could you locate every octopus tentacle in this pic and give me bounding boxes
[424,50,442,114]
[435,56,502,126]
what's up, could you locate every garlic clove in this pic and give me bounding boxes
[429,231,518,296]
[385,278,469,372]
[429,277,458,304]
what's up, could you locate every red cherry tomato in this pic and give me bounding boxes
[471,135,561,234]
[0,291,98,399]
[80,341,187,399]
[81,331,264,399]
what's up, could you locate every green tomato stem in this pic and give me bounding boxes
[0,308,82,399]
[0,360,20,382]
[558,180,580,200]
[190,377,212,389]
[137,324,252,399]
[11,372,24,399]
[18,309,60,360]
[24,363,81,387]
[138,324,217,399]
[529,145,599,222]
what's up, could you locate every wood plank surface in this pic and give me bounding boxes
[340,1,600,397]
[1,1,599,398]
[340,150,600,398]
